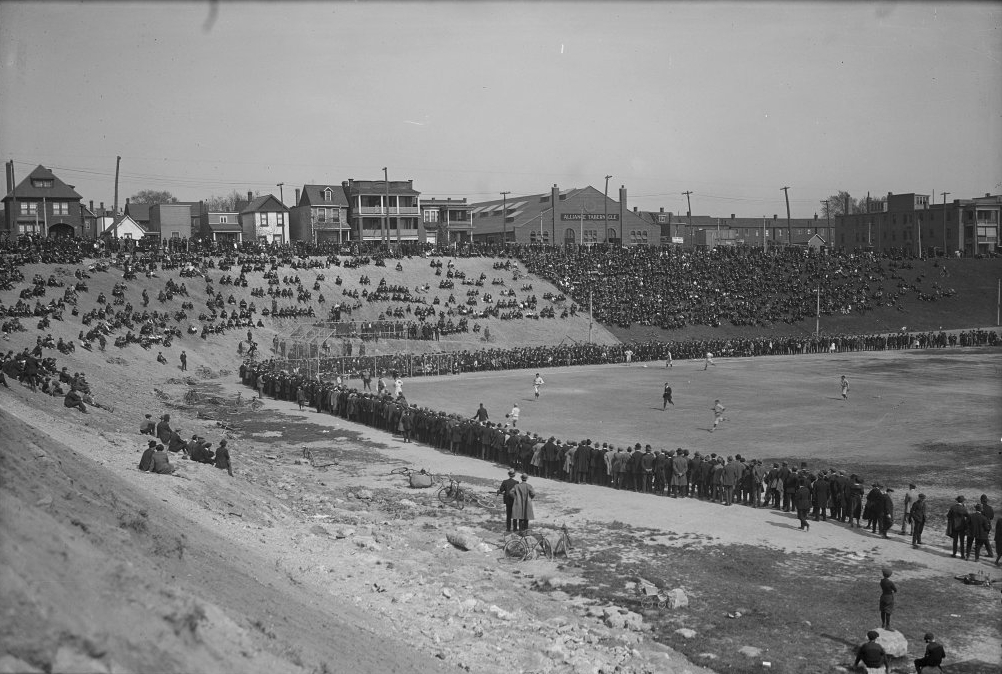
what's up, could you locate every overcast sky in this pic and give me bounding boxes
[1,1,999,218]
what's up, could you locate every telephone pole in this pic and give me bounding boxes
[382,167,389,245]
[113,156,121,215]
[781,186,791,245]
[500,191,510,245]
[941,192,950,256]
[604,175,612,244]
[682,191,693,247]
[821,199,831,246]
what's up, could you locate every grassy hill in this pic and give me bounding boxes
[1,255,998,379]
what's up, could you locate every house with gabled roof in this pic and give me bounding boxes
[100,214,148,241]
[289,184,350,244]
[238,192,289,244]
[198,203,242,244]
[342,178,423,243]
[2,164,84,237]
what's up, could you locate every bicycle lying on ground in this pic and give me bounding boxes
[501,524,573,561]
[390,466,444,488]
[437,475,501,510]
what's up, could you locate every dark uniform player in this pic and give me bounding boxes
[662,383,674,410]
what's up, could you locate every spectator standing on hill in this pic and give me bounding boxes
[533,373,544,399]
[848,476,864,528]
[840,375,850,401]
[473,402,489,422]
[901,483,916,535]
[946,495,969,559]
[710,399,726,432]
[509,474,535,531]
[880,488,895,538]
[967,504,993,561]
[853,630,888,674]
[179,350,187,371]
[662,383,674,410]
[878,567,897,629]
[296,385,306,411]
[497,469,519,532]
[794,479,812,530]
[910,493,927,547]
[979,493,994,528]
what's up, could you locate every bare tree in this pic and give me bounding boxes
[822,190,867,218]
[129,189,177,205]
[202,190,246,212]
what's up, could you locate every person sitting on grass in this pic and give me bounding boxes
[138,440,157,471]
[214,439,233,477]
[63,388,87,413]
[150,444,175,475]
[139,414,156,436]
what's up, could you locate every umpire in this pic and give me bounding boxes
[498,469,519,532]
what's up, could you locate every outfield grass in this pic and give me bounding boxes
[400,347,1002,507]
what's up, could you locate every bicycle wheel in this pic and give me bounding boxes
[390,467,410,475]
[503,538,529,561]
[537,536,553,560]
[438,485,461,507]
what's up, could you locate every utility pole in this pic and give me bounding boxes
[382,167,389,246]
[113,155,121,215]
[682,191,692,247]
[604,175,612,244]
[941,192,950,256]
[500,191,510,245]
[781,186,791,246]
[588,287,594,344]
[8,161,16,235]
[762,216,767,253]
[821,199,831,247]
[276,182,284,205]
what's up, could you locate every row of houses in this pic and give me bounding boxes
[2,164,998,255]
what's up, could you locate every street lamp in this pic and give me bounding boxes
[604,175,612,244]
[500,191,510,245]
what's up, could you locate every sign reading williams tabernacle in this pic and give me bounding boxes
[560,213,620,221]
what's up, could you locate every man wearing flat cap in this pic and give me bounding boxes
[853,630,888,673]
[497,469,519,531]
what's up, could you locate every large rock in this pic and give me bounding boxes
[739,646,763,658]
[665,588,688,609]
[602,607,646,631]
[446,531,481,551]
[875,629,908,658]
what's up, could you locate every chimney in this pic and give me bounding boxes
[5,161,12,194]
[551,183,559,205]
[773,214,778,220]
[247,191,253,202]
[125,197,130,206]
[100,202,105,213]
[619,185,627,211]
[89,200,94,212]
[814,213,818,220]
[633,207,638,213]
[987,193,992,198]
[731,214,735,219]
[659,207,664,213]
[295,188,301,204]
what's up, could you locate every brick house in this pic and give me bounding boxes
[289,184,350,244]
[2,164,84,237]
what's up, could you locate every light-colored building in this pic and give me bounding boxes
[101,214,148,241]
[239,193,289,244]
[198,205,242,244]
